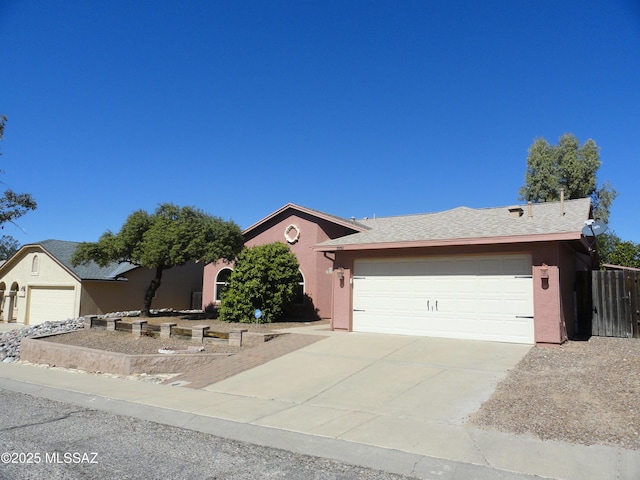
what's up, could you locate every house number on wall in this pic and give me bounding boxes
[284,224,300,244]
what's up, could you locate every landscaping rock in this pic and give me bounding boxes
[0,309,203,363]
[0,318,85,362]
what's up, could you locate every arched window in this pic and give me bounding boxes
[214,268,233,302]
[31,255,39,274]
[293,270,305,305]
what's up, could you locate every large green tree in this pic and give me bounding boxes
[596,231,640,269]
[0,116,37,244]
[518,133,640,267]
[219,242,300,324]
[518,133,617,223]
[71,203,244,316]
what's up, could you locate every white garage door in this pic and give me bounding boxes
[27,287,77,325]
[352,254,534,344]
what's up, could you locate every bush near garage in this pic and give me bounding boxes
[219,242,300,324]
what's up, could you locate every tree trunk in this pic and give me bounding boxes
[141,266,164,317]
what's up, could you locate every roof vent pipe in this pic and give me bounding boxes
[527,201,533,218]
[560,188,565,216]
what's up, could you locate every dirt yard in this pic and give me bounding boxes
[469,336,640,450]
[42,316,330,356]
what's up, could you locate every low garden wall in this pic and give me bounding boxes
[20,336,232,375]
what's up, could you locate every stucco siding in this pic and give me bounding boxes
[203,209,356,319]
[202,260,234,309]
[80,262,203,315]
[3,248,77,284]
[244,212,335,319]
[119,262,203,312]
[80,281,132,315]
[527,246,562,346]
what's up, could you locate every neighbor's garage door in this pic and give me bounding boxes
[352,254,534,344]
[27,287,77,325]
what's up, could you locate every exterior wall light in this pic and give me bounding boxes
[540,263,549,279]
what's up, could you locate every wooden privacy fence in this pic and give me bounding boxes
[588,270,640,338]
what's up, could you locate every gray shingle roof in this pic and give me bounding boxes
[37,240,137,280]
[316,198,593,248]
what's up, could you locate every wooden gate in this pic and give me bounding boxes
[590,270,640,338]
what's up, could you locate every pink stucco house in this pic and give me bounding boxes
[203,204,366,320]
[202,198,595,345]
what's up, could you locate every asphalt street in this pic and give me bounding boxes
[0,388,416,480]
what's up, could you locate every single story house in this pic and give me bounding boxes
[0,240,204,325]
[203,198,595,345]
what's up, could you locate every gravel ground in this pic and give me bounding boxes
[468,336,640,450]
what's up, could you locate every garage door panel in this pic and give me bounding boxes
[353,254,534,344]
[455,277,477,293]
[449,298,473,314]
[479,298,503,311]
[480,277,502,290]
[28,287,76,325]
[503,298,533,315]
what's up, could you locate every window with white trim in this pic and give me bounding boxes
[31,255,39,275]
[215,268,233,302]
[293,270,305,305]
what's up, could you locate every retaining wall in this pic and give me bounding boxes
[20,337,231,375]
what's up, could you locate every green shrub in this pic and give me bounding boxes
[219,242,300,323]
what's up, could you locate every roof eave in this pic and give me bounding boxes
[243,203,368,236]
[82,277,130,282]
[313,232,585,252]
[602,263,640,272]
[0,243,83,282]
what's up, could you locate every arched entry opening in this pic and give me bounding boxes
[0,282,5,322]
[6,282,19,323]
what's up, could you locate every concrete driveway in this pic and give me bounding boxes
[0,322,24,333]
[203,330,531,462]
[2,327,636,479]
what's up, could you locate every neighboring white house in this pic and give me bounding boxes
[0,240,203,325]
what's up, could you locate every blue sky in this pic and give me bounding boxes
[1,0,639,244]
